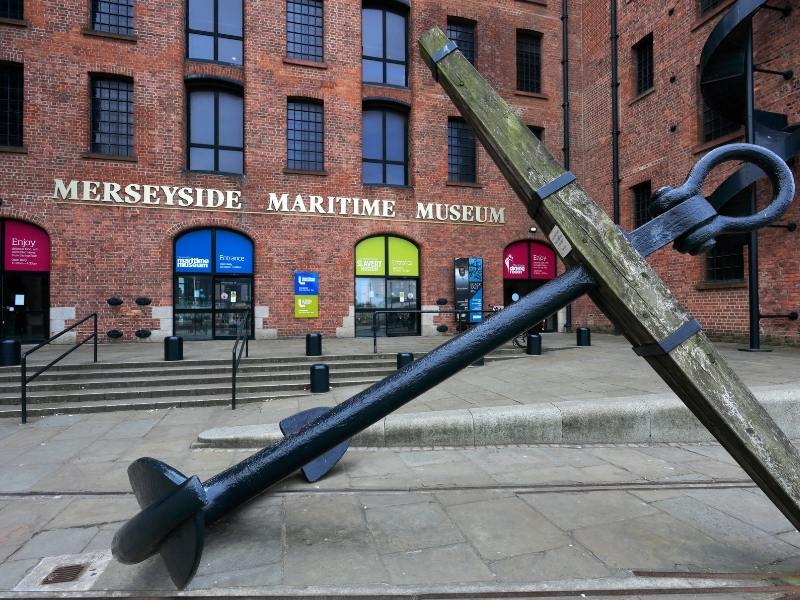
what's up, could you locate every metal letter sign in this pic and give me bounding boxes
[112,28,799,589]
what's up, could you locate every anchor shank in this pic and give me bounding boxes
[202,266,596,523]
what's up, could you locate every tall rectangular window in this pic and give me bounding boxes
[701,98,739,142]
[287,0,323,62]
[446,18,475,65]
[362,5,407,86]
[705,190,749,281]
[516,30,542,93]
[634,34,654,95]
[528,125,544,140]
[632,180,652,229]
[448,118,476,183]
[92,0,134,36]
[287,100,324,172]
[91,77,134,156]
[187,0,243,65]
[0,64,23,148]
[699,0,725,13]
[362,107,407,185]
[188,88,244,174]
[1,0,23,20]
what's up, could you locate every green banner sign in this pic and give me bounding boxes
[355,236,386,275]
[388,237,419,276]
[294,295,319,318]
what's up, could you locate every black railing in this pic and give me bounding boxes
[20,313,98,424]
[231,310,251,410]
[371,309,510,353]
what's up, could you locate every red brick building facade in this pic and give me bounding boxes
[0,0,797,344]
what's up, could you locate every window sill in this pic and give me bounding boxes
[514,90,548,100]
[362,82,410,91]
[81,28,137,42]
[0,145,28,154]
[628,87,655,105]
[284,168,328,176]
[514,0,547,6]
[183,169,244,177]
[446,181,482,189]
[692,129,745,155]
[363,183,413,190]
[695,279,747,291]
[186,58,244,70]
[82,152,137,162]
[0,17,28,27]
[691,0,736,31]
[283,57,327,70]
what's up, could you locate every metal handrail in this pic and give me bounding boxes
[20,313,98,424]
[370,309,503,353]
[231,309,251,410]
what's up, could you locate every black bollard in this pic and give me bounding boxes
[396,352,414,369]
[0,339,20,367]
[526,333,542,355]
[309,363,329,393]
[576,327,591,347]
[164,336,183,361]
[305,332,322,356]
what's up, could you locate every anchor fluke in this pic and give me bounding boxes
[279,407,351,482]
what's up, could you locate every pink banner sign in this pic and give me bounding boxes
[4,221,50,272]
[503,241,529,279]
[530,241,556,279]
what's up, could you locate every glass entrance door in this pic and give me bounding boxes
[1,272,49,342]
[386,279,419,336]
[214,277,252,338]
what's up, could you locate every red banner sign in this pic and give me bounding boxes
[530,241,556,279]
[4,221,50,272]
[502,241,529,279]
[503,241,556,280]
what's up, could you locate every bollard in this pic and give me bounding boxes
[164,336,183,361]
[576,327,591,347]
[306,332,322,356]
[310,363,329,393]
[396,352,414,369]
[0,339,20,367]
[526,333,542,356]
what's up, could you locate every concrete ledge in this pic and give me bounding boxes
[195,384,800,448]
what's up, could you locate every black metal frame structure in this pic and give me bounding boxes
[0,63,23,148]
[446,17,475,65]
[701,96,740,143]
[90,75,134,156]
[633,33,654,95]
[20,313,97,424]
[91,0,134,36]
[287,99,324,172]
[361,2,408,87]
[186,0,243,65]
[632,180,652,229]
[186,85,244,174]
[361,103,408,185]
[516,29,542,93]
[172,228,254,341]
[286,0,324,62]
[447,117,476,183]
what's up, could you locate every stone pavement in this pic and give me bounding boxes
[0,406,799,596]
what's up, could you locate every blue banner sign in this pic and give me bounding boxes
[175,229,212,272]
[295,271,319,295]
[468,257,483,323]
[216,230,253,274]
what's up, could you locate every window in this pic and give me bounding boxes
[91,77,134,156]
[187,0,243,65]
[362,4,407,86]
[287,0,323,62]
[91,0,134,36]
[699,0,725,13]
[0,64,23,148]
[705,190,749,281]
[516,30,542,93]
[1,0,23,20]
[528,125,544,141]
[632,180,651,229]
[188,87,244,174]
[287,100,324,172]
[634,34,654,95]
[701,98,739,142]
[446,18,475,65]
[448,118,476,183]
[362,106,407,185]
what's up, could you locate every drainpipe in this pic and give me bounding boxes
[562,0,573,331]
[610,0,620,226]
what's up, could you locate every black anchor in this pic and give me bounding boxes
[112,143,795,589]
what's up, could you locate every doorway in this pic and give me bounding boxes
[503,240,558,332]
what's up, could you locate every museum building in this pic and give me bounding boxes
[0,0,797,344]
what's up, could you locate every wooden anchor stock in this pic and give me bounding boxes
[111,27,799,590]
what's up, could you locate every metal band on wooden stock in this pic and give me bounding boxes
[633,319,703,357]
[428,40,458,81]
[529,171,576,218]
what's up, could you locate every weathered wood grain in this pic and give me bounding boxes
[419,26,800,530]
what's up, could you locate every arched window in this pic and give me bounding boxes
[354,235,420,337]
[361,2,408,86]
[187,84,244,174]
[362,103,408,185]
[174,228,254,339]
